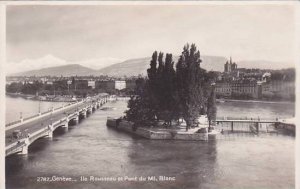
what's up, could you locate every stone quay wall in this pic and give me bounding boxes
[106,118,208,141]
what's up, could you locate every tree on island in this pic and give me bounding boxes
[146,51,177,126]
[146,51,159,122]
[176,44,206,131]
[125,43,216,131]
[207,83,217,131]
[160,53,177,126]
[125,78,156,128]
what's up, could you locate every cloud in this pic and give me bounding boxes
[6,54,66,74]
[7,5,296,64]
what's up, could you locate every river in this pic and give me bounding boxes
[5,97,295,189]
[6,96,70,124]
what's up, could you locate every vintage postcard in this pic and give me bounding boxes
[0,1,299,189]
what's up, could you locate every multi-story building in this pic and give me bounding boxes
[216,80,261,99]
[230,81,259,99]
[215,83,231,97]
[88,80,96,89]
[216,79,295,101]
[115,81,126,90]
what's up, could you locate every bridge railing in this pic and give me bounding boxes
[5,97,106,128]
[5,140,26,156]
[213,120,279,134]
[29,127,49,143]
[5,120,21,127]
[5,97,109,156]
[5,100,83,127]
[23,114,40,121]
[41,110,52,115]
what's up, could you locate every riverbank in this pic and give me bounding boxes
[107,118,210,141]
[218,98,294,104]
[106,116,295,140]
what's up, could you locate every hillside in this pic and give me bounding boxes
[11,56,294,77]
[238,60,294,70]
[97,55,228,77]
[12,64,96,77]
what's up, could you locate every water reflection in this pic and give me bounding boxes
[125,139,217,189]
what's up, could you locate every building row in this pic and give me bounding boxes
[215,80,295,100]
[6,77,136,91]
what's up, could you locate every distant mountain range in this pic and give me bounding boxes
[12,64,96,77]
[10,55,294,77]
[96,56,230,77]
[6,54,123,75]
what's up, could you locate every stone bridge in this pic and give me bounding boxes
[5,95,110,157]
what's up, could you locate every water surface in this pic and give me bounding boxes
[6,99,295,189]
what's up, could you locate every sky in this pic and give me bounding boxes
[6,4,296,73]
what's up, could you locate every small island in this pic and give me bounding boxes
[107,44,217,140]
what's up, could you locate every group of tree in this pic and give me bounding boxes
[125,44,217,131]
[270,68,295,82]
[6,81,43,95]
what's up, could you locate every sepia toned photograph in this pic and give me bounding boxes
[3,2,298,189]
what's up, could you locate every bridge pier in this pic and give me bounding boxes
[20,138,29,155]
[63,117,69,129]
[81,110,87,119]
[87,108,92,115]
[48,124,54,138]
[73,116,79,125]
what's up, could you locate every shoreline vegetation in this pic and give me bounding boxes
[6,92,294,105]
[216,98,294,104]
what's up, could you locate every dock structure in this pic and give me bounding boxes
[215,117,295,134]
[5,95,109,157]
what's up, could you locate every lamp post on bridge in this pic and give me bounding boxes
[38,99,41,116]
[50,111,53,125]
[20,112,23,122]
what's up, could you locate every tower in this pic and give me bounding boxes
[224,62,229,72]
[224,57,237,73]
